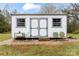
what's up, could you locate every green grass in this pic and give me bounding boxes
[0,42,79,56]
[0,33,11,41]
[67,33,79,39]
[0,33,79,55]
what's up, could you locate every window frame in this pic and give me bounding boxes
[16,18,26,28]
[52,18,62,27]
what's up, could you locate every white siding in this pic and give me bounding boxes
[11,15,67,38]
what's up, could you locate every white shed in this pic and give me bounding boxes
[11,14,67,39]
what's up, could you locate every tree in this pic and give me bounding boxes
[2,4,17,24]
[40,4,56,14]
[0,14,10,33]
[71,3,79,23]
[62,3,79,33]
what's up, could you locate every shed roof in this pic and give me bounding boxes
[11,13,67,16]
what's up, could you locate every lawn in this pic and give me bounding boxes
[0,33,78,41]
[0,33,11,41]
[0,33,79,56]
[0,41,79,56]
[67,33,79,39]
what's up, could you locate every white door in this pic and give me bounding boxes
[30,18,48,37]
[31,19,38,37]
[39,19,48,37]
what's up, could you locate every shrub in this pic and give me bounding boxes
[0,14,11,33]
[72,29,79,34]
[67,20,78,33]
[59,32,65,38]
[53,32,58,38]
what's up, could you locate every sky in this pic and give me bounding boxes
[0,3,71,14]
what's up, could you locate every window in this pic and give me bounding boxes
[52,18,61,27]
[17,18,25,27]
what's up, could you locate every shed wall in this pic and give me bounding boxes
[11,15,67,38]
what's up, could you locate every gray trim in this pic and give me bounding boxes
[30,18,48,38]
[30,18,39,37]
[47,18,48,37]
[52,18,62,28]
[39,18,48,37]
[30,18,31,37]
[11,14,67,16]
[38,19,40,37]
[16,18,26,28]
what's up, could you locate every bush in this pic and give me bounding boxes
[0,14,11,33]
[53,32,58,38]
[72,29,79,34]
[67,20,78,33]
[59,32,65,38]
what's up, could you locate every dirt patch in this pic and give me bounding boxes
[10,39,79,45]
[0,38,79,45]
